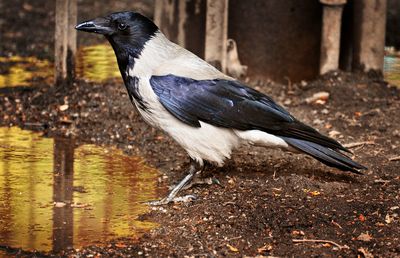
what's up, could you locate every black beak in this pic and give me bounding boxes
[75,17,113,35]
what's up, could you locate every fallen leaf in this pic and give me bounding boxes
[60,116,73,124]
[357,232,372,242]
[303,189,321,196]
[292,230,305,236]
[309,191,321,196]
[115,243,127,248]
[358,247,374,258]
[385,214,394,224]
[257,243,273,253]
[59,104,69,111]
[329,130,341,137]
[227,244,239,252]
[305,92,330,104]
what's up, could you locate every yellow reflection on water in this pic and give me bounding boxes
[384,55,400,87]
[76,44,121,82]
[0,127,159,252]
[0,44,121,88]
[0,56,53,88]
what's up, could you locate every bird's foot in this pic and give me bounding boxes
[182,177,221,190]
[147,159,204,206]
[147,194,197,206]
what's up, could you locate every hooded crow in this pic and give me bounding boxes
[76,11,366,204]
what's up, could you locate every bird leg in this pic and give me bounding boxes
[148,159,204,205]
[182,177,213,190]
[182,177,221,190]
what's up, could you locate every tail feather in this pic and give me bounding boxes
[281,137,366,174]
[278,121,350,153]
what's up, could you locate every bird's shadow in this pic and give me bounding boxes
[201,150,360,185]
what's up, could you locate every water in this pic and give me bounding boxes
[0,127,160,252]
[384,54,400,87]
[76,44,121,82]
[0,44,121,88]
[0,56,53,88]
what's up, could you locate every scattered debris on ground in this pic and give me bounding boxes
[1,70,399,257]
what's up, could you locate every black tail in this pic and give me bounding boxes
[281,137,366,174]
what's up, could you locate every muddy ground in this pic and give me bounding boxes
[2,68,400,258]
[1,1,400,257]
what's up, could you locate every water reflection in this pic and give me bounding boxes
[0,127,159,252]
[76,44,121,82]
[0,44,121,88]
[52,138,74,252]
[384,54,400,87]
[0,56,53,88]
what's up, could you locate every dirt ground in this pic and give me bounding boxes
[1,1,400,257]
[2,68,400,258]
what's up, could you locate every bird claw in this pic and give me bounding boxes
[146,199,170,206]
[172,194,197,203]
[146,194,197,206]
[182,177,221,190]
[211,177,222,186]
[146,160,204,206]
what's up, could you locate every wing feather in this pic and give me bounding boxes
[150,74,348,152]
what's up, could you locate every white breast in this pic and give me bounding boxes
[131,76,240,166]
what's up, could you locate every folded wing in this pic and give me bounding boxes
[150,74,348,152]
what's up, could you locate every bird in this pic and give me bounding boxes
[76,11,366,205]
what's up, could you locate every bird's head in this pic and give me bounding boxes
[76,11,158,60]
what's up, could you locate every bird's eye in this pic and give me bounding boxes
[118,22,127,31]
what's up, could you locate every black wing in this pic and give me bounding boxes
[150,74,347,152]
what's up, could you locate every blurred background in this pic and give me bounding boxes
[0,0,399,87]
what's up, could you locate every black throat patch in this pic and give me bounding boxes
[104,13,157,113]
[125,76,149,111]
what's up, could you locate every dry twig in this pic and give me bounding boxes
[293,239,348,249]
[389,156,400,161]
[358,247,374,258]
[343,141,375,149]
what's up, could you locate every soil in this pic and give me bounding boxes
[1,1,400,257]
